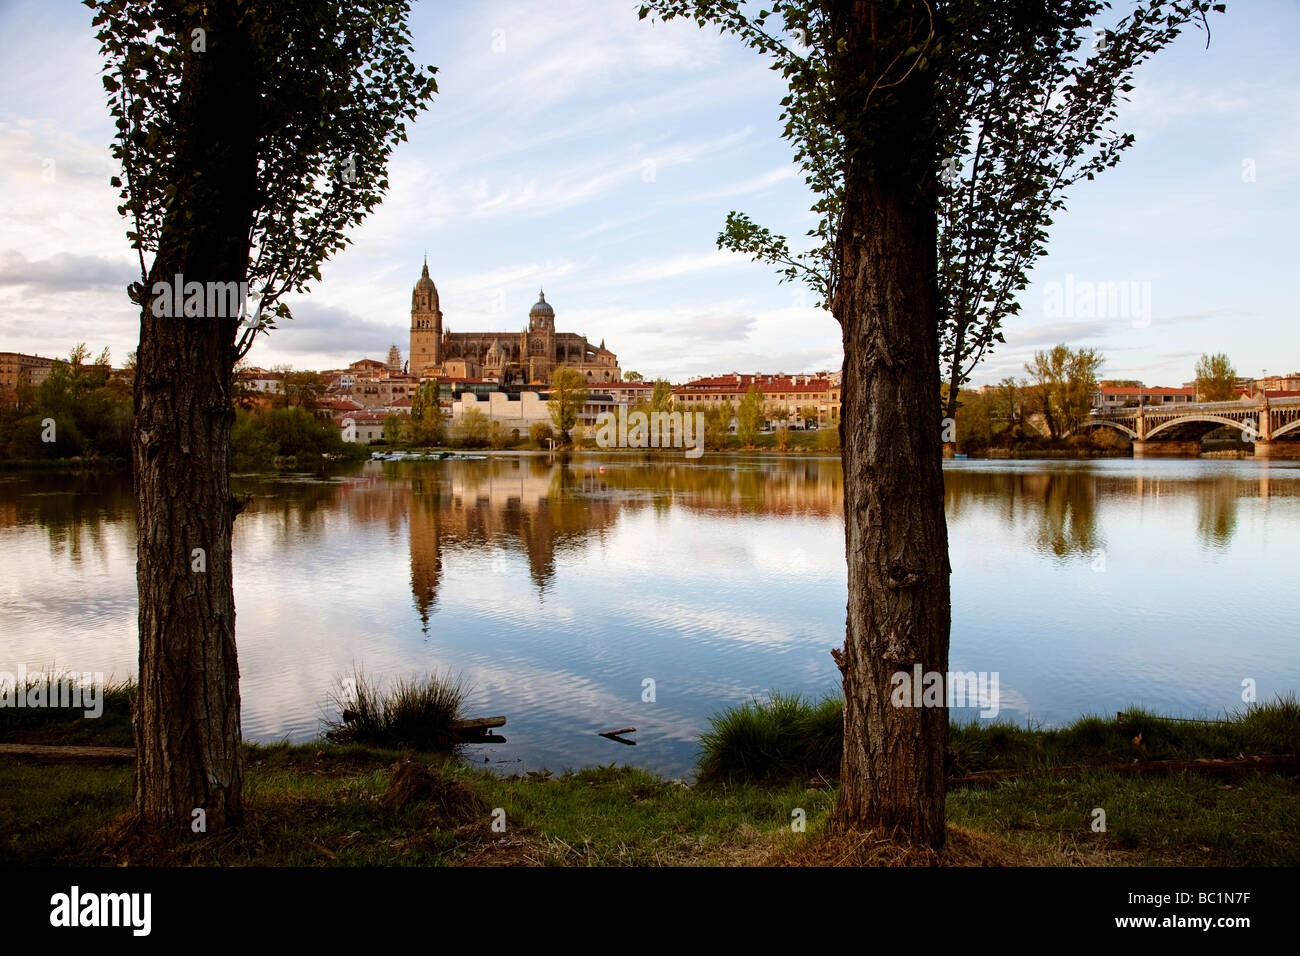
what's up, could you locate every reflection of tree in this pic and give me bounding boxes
[593,456,843,517]
[233,470,373,547]
[1194,477,1239,549]
[944,467,1101,559]
[1033,472,1101,558]
[0,472,135,564]
[408,474,444,628]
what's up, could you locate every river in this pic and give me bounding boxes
[2,454,1297,777]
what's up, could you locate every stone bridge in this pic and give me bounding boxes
[1074,395,1300,458]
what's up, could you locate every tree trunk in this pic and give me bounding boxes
[131,11,261,836]
[831,0,952,848]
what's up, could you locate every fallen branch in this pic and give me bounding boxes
[0,743,134,763]
[452,716,507,744]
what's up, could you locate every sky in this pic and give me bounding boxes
[0,0,1296,387]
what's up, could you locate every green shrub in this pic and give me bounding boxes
[696,691,842,784]
[324,668,471,753]
[697,691,1300,783]
[0,672,135,747]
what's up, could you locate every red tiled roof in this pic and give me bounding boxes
[1099,385,1192,395]
[675,373,835,395]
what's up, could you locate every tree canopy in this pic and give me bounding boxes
[639,0,1221,415]
[1195,352,1238,401]
[88,0,438,356]
[548,368,590,445]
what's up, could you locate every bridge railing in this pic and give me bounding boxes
[1092,396,1300,418]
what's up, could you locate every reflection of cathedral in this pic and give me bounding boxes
[409,259,621,386]
[332,459,842,631]
[403,461,624,629]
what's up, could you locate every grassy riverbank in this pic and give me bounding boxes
[2,740,1295,866]
[2,685,1296,867]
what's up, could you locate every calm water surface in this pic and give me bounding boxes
[2,455,1298,777]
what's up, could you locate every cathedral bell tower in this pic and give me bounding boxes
[410,257,443,376]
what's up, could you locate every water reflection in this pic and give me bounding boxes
[0,473,135,563]
[2,456,1299,776]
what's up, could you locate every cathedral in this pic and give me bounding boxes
[409,260,621,386]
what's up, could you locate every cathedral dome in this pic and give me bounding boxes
[529,289,554,318]
[413,258,439,312]
[415,259,436,292]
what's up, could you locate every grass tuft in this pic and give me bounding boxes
[696,691,842,785]
[696,691,1300,783]
[322,668,471,753]
[0,671,134,746]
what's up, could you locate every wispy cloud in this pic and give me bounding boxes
[683,165,799,203]
[0,250,134,294]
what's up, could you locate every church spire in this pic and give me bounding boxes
[421,253,430,280]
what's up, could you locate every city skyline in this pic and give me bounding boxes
[0,0,1297,387]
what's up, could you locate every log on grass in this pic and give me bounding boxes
[0,743,135,763]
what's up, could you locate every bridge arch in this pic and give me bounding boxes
[1272,419,1300,440]
[1144,414,1254,440]
[1073,418,1138,440]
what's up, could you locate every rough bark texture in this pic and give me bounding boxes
[831,0,953,848]
[131,11,261,836]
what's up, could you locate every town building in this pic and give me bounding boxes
[323,357,420,409]
[1257,372,1300,392]
[604,381,657,405]
[0,351,57,401]
[452,391,550,438]
[236,367,284,396]
[451,388,620,439]
[408,260,621,385]
[340,411,388,444]
[317,396,365,423]
[673,372,841,426]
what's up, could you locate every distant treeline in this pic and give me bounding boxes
[0,345,131,465]
[0,344,366,473]
[233,407,368,472]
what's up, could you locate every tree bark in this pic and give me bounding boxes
[131,9,261,836]
[831,0,952,848]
